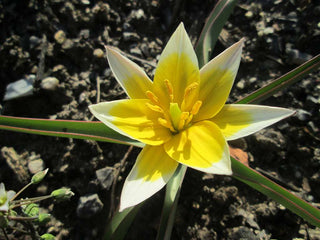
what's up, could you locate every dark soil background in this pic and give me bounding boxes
[0,0,320,239]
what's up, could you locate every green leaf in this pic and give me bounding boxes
[231,157,320,227]
[156,165,187,240]
[237,54,320,104]
[104,204,141,240]
[0,115,143,147]
[195,0,238,68]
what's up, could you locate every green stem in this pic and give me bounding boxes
[10,183,32,202]
[156,164,187,240]
[11,195,52,209]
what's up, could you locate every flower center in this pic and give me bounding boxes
[0,195,7,206]
[146,79,202,133]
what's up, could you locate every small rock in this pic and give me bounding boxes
[308,121,318,133]
[95,167,114,190]
[236,79,246,90]
[263,27,274,35]
[130,47,142,56]
[54,30,66,44]
[93,48,104,58]
[254,129,286,149]
[245,11,254,19]
[41,77,59,91]
[80,0,90,5]
[78,92,88,104]
[295,109,312,121]
[249,77,257,84]
[130,9,145,20]
[61,39,74,50]
[140,43,150,57]
[102,28,109,42]
[79,29,90,39]
[287,11,298,22]
[29,35,41,49]
[229,226,259,240]
[123,32,140,41]
[77,194,104,218]
[3,75,35,101]
[28,159,45,174]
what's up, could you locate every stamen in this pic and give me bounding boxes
[190,100,202,115]
[146,91,160,105]
[146,103,163,113]
[184,114,193,127]
[184,82,199,99]
[164,79,174,102]
[181,82,199,112]
[158,118,176,133]
[178,112,189,130]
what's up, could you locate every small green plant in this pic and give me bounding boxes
[0,169,74,239]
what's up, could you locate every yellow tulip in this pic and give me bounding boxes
[89,23,294,211]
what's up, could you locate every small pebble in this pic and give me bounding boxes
[77,194,104,218]
[28,159,45,174]
[41,77,59,91]
[95,167,114,190]
[245,11,254,19]
[54,30,66,44]
[236,79,246,90]
[93,48,104,58]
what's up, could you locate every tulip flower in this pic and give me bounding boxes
[89,23,294,211]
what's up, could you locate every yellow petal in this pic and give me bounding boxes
[120,145,178,211]
[195,39,244,121]
[164,121,232,175]
[212,104,295,141]
[153,23,200,108]
[106,47,153,99]
[89,99,172,145]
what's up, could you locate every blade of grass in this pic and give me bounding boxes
[231,157,320,227]
[0,115,143,147]
[195,0,238,67]
[156,165,187,240]
[236,54,320,104]
[104,204,141,240]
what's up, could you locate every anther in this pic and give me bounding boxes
[146,103,163,113]
[184,82,199,99]
[158,118,176,133]
[190,100,202,115]
[146,91,160,105]
[178,112,189,130]
[164,79,174,102]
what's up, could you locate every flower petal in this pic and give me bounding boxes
[164,121,231,175]
[89,99,172,145]
[153,23,200,108]
[195,39,244,121]
[106,47,153,99]
[120,145,178,211]
[212,104,295,141]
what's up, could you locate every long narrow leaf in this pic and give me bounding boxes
[104,204,141,240]
[195,0,238,67]
[156,165,187,240]
[237,54,320,104]
[0,115,143,147]
[231,157,320,227]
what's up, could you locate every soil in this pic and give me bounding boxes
[0,0,320,239]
